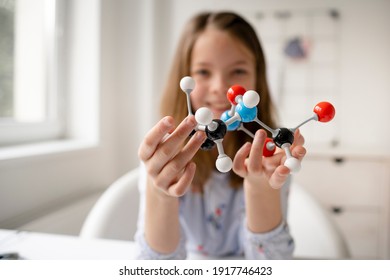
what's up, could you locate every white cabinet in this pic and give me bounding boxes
[293,150,390,259]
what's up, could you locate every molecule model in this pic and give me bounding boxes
[179,76,336,173]
[180,77,233,173]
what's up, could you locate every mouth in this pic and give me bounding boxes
[206,103,231,118]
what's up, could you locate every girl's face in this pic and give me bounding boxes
[190,27,256,119]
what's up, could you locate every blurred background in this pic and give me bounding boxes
[0,0,389,259]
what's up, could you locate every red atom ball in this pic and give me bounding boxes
[263,138,276,157]
[313,102,335,122]
[227,85,246,105]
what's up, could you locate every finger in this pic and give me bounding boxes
[180,131,207,160]
[148,115,198,175]
[233,142,251,177]
[262,154,282,175]
[268,165,290,189]
[158,131,206,185]
[291,145,306,161]
[154,115,197,161]
[138,116,174,161]
[168,162,197,197]
[291,129,305,148]
[247,129,266,172]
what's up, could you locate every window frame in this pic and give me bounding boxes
[0,0,66,147]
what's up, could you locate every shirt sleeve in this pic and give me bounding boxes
[241,176,295,260]
[242,220,294,259]
[133,162,187,260]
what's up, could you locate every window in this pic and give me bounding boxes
[0,0,64,146]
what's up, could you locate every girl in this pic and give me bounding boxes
[136,11,305,259]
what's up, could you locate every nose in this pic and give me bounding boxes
[210,74,229,97]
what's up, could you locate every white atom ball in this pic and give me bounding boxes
[195,107,213,126]
[216,155,233,173]
[243,90,260,108]
[180,76,195,92]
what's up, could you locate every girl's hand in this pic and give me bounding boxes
[138,115,206,197]
[233,129,306,190]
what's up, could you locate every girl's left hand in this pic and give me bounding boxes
[233,129,306,189]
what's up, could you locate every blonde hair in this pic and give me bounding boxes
[160,11,277,189]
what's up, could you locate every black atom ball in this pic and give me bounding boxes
[205,119,227,140]
[273,128,294,148]
[200,138,215,150]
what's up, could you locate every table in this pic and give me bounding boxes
[0,229,137,260]
[0,229,242,260]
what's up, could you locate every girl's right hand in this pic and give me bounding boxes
[138,115,206,197]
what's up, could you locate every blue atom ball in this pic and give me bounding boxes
[220,111,240,131]
[236,101,257,122]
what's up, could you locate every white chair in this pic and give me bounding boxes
[80,167,350,259]
[80,168,140,241]
[287,183,350,259]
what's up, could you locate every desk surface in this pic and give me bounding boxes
[0,229,137,260]
[0,229,245,260]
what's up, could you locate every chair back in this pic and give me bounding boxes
[80,168,140,240]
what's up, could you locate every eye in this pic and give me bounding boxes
[193,69,210,77]
[232,68,247,76]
